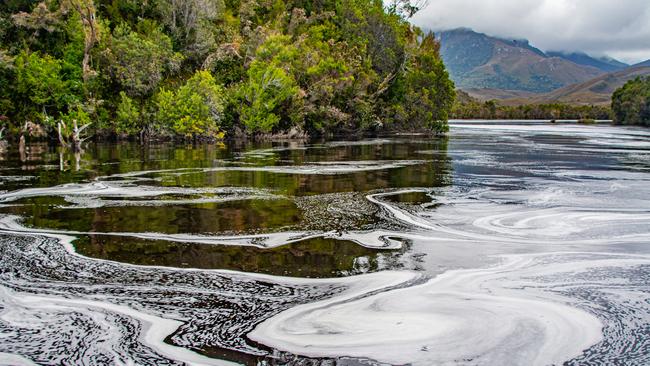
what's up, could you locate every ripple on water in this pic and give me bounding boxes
[0,132,648,365]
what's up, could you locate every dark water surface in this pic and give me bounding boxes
[0,121,649,365]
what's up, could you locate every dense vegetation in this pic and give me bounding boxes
[0,0,455,145]
[611,77,650,126]
[452,90,612,120]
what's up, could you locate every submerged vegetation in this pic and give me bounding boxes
[0,0,455,143]
[612,77,650,126]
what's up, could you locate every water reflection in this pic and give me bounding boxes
[0,138,451,275]
[0,198,303,235]
[1,124,650,365]
[74,235,405,278]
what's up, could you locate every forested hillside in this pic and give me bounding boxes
[612,77,650,126]
[0,0,454,144]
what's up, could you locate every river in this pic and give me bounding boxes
[0,121,648,365]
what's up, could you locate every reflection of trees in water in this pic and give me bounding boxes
[165,137,452,195]
[2,199,303,235]
[75,235,406,278]
[0,138,452,364]
[59,150,83,171]
[0,138,450,279]
[4,137,452,190]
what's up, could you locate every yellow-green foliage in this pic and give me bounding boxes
[59,105,91,132]
[14,51,75,126]
[115,91,141,134]
[388,32,454,134]
[239,35,300,133]
[156,71,225,137]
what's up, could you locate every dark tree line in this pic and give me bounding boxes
[612,77,650,126]
[452,91,612,121]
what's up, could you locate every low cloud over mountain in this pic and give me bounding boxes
[415,0,650,64]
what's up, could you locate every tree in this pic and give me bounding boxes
[157,0,224,62]
[0,50,14,122]
[58,104,91,151]
[239,34,301,133]
[65,0,100,82]
[115,91,140,135]
[100,21,182,98]
[14,51,74,124]
[612,77,650,126]
[384,32,454,134]
[12,0,99,81]
[156,70,226,137]
[10,0,98,138]
[386,0,430,19]
[1,0,456,138]
[11,1,64,34]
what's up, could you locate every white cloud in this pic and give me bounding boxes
[412,0,650,64]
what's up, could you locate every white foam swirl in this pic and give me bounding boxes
[0,286,238,366]
[249,254,616,365]
[0,215,405,250]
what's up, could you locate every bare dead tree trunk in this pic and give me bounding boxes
[72,120,90,152]
[58,120,91,152]
[0,127,7,152]
[74,151,81,171]
[57,122,68,147]
[19,135,26,162]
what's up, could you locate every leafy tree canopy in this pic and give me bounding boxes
[612,77,650,126]
[0,0,455,139]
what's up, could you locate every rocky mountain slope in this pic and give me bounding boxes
[546,51,628,72]
[438,29,611,93]
[513,66,650,105]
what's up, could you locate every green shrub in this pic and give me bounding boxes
[239,35,301,133]
[156,71,225,138]
[239,62,300,133]
[60,105,91,127]
[115,91,141,135]
[385,32,454,134]
[14,51,76,126]
[102,22,183,98]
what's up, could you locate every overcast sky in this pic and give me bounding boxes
[412,0,650,64]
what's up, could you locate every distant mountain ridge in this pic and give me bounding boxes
[633,59,650,67]
[510,66,650,106]
[468,66,650,106]
[546,51,628,72]
[437,28,627,93]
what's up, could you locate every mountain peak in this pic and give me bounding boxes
[438,28,605,92]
